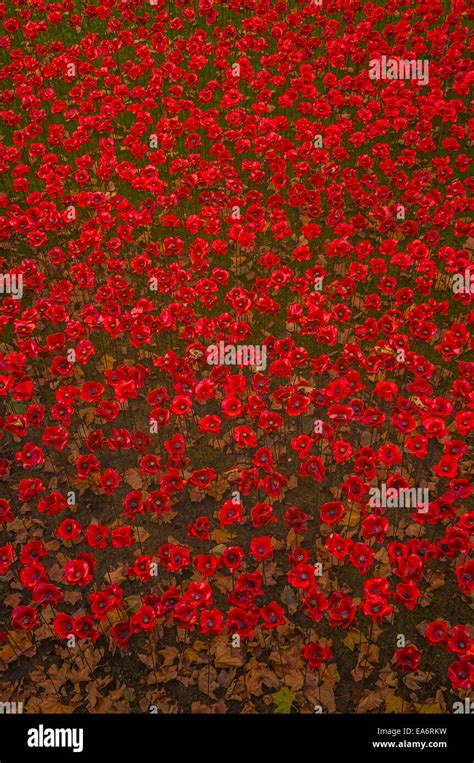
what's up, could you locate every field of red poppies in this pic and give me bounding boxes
[0,0,472,716]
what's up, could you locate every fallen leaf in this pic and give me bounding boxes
[272,686,295,714]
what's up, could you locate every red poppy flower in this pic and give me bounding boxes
[221,547,245,574]
[219,499,244,528]
[250,536,273,562]
[447,625,471,655]
[63,559,93,587]
[447,657,473,691]
[54,613,75,640]
[226,607,258,640]
[199,608,224,636]
[394,646,422,672]
[288,563,315,591]
[74,615,100,642]
[302,641,333,669]
[424,620,449,646]
[299,456,326,482]
[12,605,39,632]
[320,501,345,526]
[109,621,131,650]
[32,582,63,607]
[188,516,210,541]
[328,593,357,630]
[261,602,286,629]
